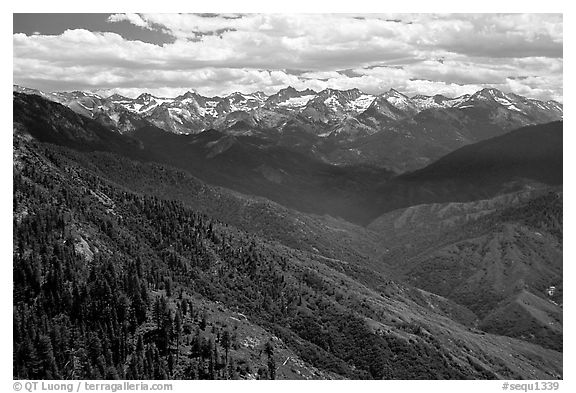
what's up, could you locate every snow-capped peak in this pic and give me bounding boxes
[135,92,157,102]
[412,94,452,110]
[265,87,318,109]
[347,93,376,113]
[108,93,130,101]
[14,84,563,138]
[380,89,416,112]
[175,91,200,100]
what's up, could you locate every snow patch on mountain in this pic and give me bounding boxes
[347,94,375,113]
[447,95,471,108]
[13,84,563,139]
[277,94,316,108]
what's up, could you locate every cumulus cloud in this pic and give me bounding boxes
[108,13,150,29]
[13,13,563,101]
[398,14,563,58]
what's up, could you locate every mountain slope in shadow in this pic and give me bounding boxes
[367,121,562,223]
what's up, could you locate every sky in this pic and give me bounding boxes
[13,13,563,101]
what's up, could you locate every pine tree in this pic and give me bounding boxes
[265,340,276,380]
[37,334,59,379]
[174,309,182,368]
[221,330,231,366]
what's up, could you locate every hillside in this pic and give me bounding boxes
[480,290,562,351]
[366,121,562,222]
[26,143,395,288]
[13,129,563,380]
[402,121,562,184]
[368,190,563,350]
[130,124,392,223]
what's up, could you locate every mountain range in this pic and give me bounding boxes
[13,84,562,172]
[12,85,563,380]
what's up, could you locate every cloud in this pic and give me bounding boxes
[107,13,150,29]
[403,60,514,85]
[13,14,563,101]
[390,14,563,58]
